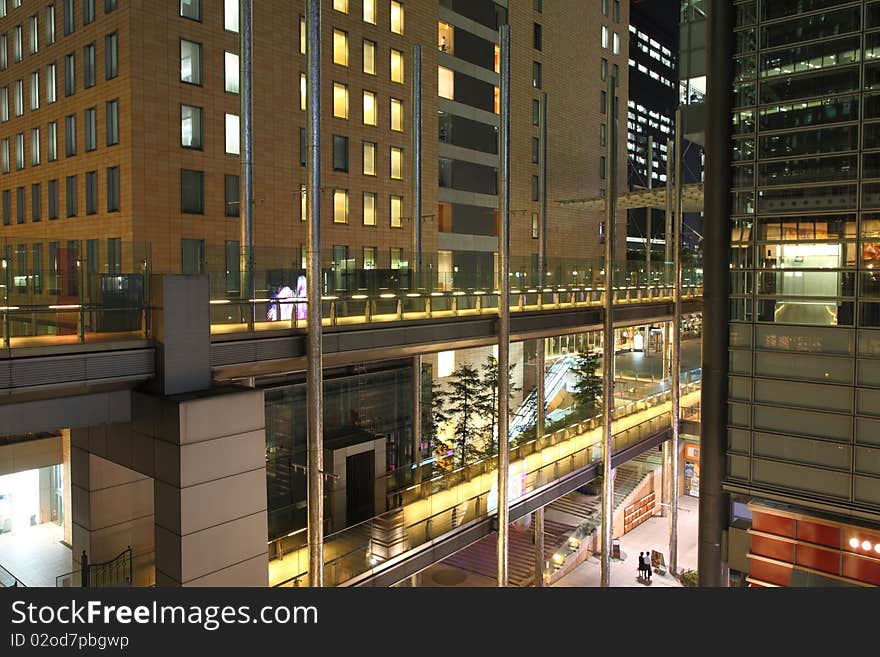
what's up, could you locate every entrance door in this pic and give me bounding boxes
[345,450,375,525]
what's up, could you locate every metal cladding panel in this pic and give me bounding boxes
[85,350,155,379]
[9,355,86,388]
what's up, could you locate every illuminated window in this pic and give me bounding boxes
[390,49,404,83]
[363,39,375,75]
[300,73,306,111]
[333,82,348,118]
[224,0,238,32]
[390,1,404,35]
[333,0,347,13]
[333,188,348,223]
[363,192,376,225]
[300,184,306,221]
[181,39,202,84]
[494,86,499,114]
[299,17,305,55]
[363,246,377,269]
[391,247,403,270]
[333,29,348,66]
[390,98,402,131]
[181,104,202,148]
[601,25,608,49]
[363,141,376,176]
[437,350,455,378]
[363,90,377,125]
[613,32,620,55]
[439,22,453,54]
[494,44,499,73]
[390,195,402,227]
[225,52,239,93]
[225,113,240,155]
[363,0,375,24]
[390,147,403,180]
[438,66,453,99]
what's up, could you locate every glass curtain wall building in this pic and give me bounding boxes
[725,0,880,587]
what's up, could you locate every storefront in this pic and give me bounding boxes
[683,441,700,497]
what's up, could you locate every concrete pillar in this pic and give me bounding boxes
[62,429,72,546]
[70,444,155,586]
[150,387,268,587]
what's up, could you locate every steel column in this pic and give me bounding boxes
[700,0,734,587]
[305,0,324,588]
[411,44,422,281]
[646,135,653,288]
[496,23,511,588]
[600,73,617,589]
[670,107,683,577]
[412,355,422,483]
[239,0,255,328]
[534,506,545,587]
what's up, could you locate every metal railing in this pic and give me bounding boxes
[56,546,132,588]
[0,563,26,587]
[271,379,701,587]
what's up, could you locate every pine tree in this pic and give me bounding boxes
[420,364,450,471]
[445,363,488,468]
[477,354,519,457]
[572,352,603,418]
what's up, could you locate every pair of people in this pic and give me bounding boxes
[637,551,653,581]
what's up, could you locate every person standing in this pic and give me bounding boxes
[638,552,645,580]
[645,549,653,581]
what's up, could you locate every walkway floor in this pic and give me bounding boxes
[0,522,71,587]
[553,494,699,588]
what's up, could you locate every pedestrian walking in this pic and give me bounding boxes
[638,552,645,579]
[645,549,653,581]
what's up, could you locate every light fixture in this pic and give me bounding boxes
[875,544,880,555]
[862,540,873,551]
[848,537,859,549]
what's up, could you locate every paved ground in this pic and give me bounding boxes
[0,522,71,587]
[553,494,699,588]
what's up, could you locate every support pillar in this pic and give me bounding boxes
[412,355,422,483]
[669,107,684,577]
[534,506,545,587]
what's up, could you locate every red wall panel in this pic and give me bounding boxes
[795,545,840,576]
[796,520,841,549]
[751,534,795,562]
[753,511,796,538]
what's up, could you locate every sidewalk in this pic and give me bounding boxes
[553,494,699,588]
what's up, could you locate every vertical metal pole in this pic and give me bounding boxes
[411,44,422,283]
[664,141,674,274]
[306,0,324,588]
[700,0,733,587]
[670,107,683,577]
[239,0,255,328]
[412,355,422,483]
[600,73,617,589]
[496,23,511,588]
[534,506,545,587]
[646,135,653,288]
[539,92,548,289]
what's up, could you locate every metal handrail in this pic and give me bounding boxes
[0,563,26,587]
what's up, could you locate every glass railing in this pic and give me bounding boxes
[207,247,702,334]
[270,379,701,587]
[0,238,151,352]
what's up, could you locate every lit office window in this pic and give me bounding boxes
[47,121,57,160]
[180,0,200,21]
[180,40,201,84]
[613,32,620,55]
[46,63,56,103]
[29,71,39,109]
[363,39,375,75]
[363,192,376,225]
[181,104,202,148]
[391,247,403,270]
[13,25,22,62]
[363,246,376,269]
[333,82,349,119]
[225,113,240,155]
[300,73,306,111]
[390,195,402,227]
[363,90,377,126]
[390,49,404,83]
[225,51,239,93]
[46,5,55,45]
[363,0,375,24]
[390,1,404,35]
[390,98,402,132]
[363,141,376,176]
[439,66,454,99]
[300,17,305,55]
[333,0,347,13]
[30,127,40,166]
[28,14,37,54]
[333,29,348,66]
[390,146,402,180]
[105,100,118,146]
[224,0,238,32]
[13,79,23,115]
[333,189,348,223]
[601,25,608,49]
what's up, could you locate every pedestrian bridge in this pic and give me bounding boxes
[268,379,701,588]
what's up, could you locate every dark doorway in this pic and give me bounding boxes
[346,450,375,525]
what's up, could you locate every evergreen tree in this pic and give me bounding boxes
[572,352,603,417]
[420,365,450,472]
[477,354,519,457]
[445,363,488,468]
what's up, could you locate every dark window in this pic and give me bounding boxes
[105,0,117,12]
[300,127,306,165]
[31,183,40,221]
[533,23,542,51]
[64,53,75,96]
[86,239,98,275]
[225,174,239,216]
[1,190,9,225]
[532,99,539,126]
[180,169,204,214]
[66,175,77,216]
[65,114,76,156]
[107,237,121,274]
[180,0,201,21]
[48,179,58,219]
[83,0,94,25]
[181,238,206,274]
[48,242,59,293]
[601,57,607,81]
[532,175,539,201]
[333,134,349,172]
[16,186,25,223]
[32,244,42,294]
[105,33,118,79]
[532,137,539,164]
[63,0,75,35]
[225,240,240,295]
[15,244,26,291]
[85,171,97,214]
[84,44,95,87]
[84,107,96,151]
[613,0,620,22]
[532,61,541,88]
[106,99,119,145]
[600,123,606,147]
[106,166,119,212]
[600,156,606,179]
[534,0,542,12]
[601,90,607,114]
